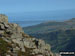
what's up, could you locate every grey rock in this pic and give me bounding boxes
[36,55,43,56]
[0,24,5,30]
[6,55,11,56]
[0,30,4,34]
[3,22,9,28]
[0,14,8,23]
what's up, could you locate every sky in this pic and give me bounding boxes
[0,0,75,21]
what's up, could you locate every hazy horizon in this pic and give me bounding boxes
[0,0,75,21]
[0,0,75,27]
[6,9,75,21]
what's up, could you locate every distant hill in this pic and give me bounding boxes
[23,18,75,34]
[23,18,75,52]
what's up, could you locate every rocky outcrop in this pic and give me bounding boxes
[0,14,8,23]
[0,14,53,56]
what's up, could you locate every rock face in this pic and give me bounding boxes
[0,14,53,56]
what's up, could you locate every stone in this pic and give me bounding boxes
[23,40,30,48]
[6,55,11,56]
[7,50,11,53]
[0,14,8,23]
[12,23,18,28]
[36,55,43,56]
[0,24,5,30]
[45,44,51,50]
[5,29,13,35]
[0,30,4,34]
[32,49,40,54]
[3,22,9,28]
[13,47,20,51]
[16,26,24,33]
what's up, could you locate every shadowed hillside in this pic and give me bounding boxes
[23,18,75,52]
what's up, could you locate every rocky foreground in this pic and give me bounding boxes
[0,14,53,56]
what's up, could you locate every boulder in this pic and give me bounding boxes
[0,14,8,23]
[6,55,11,56]
[0,30,4,34]
[36,55,43,56]
[0,24,5,30]
[3,22,9,28]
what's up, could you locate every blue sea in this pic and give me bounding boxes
[9,21,43,27]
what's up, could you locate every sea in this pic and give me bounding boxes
[9,21,43,27]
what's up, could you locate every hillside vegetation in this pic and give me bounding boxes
[23,18,75,52]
